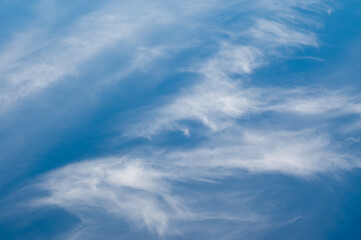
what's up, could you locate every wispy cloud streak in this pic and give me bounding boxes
[12,0,361,239]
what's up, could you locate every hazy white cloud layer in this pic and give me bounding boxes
[0,0,217,110]
[3,0,358,239]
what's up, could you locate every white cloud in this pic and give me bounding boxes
[270,90,357,115]
[0,1,162,109]
[0,0,332,112]
[248,19,319,47]
[169,128,356,176]
[0,0,221,111]
[18,0,361,239]
[124,77,261,137]
[120,0,334,138]
[32,125,360,239]
[34,157,193,236]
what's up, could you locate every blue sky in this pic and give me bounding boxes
[0,0,361,239]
